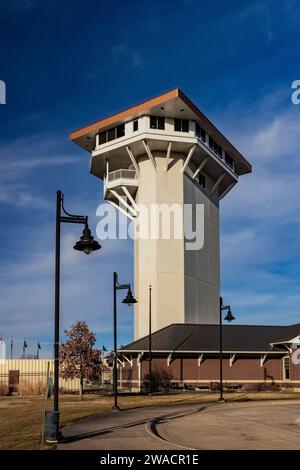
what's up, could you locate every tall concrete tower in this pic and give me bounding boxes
[70,89,251,339]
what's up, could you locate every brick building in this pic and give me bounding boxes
[117,323,300,392]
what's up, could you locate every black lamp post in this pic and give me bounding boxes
[50,190,100,443]
[219,296,235,402]
[148,285,152,395]
[113,272,137,410]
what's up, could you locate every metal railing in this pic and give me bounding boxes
[106,169,137,182]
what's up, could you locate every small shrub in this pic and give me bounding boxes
[142,369,173,392]
[210,382,220,392]
[255,382,281,392]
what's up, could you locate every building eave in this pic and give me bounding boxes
[69,87,251,175]
[118,349,285,355]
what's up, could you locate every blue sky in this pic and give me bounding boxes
[0,0,300,357]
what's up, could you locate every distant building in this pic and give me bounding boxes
[118,323,300,391]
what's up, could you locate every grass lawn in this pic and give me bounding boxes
[1,391,300,450]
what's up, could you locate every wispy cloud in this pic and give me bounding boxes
[0,134,80,208]
[112,44,143,67]
[89,44,143,79]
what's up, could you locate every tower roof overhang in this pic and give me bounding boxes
[70,88,252,176]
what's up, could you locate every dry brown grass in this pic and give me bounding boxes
[0,383,8,396]
[1,391,300,450]
[19,381,45,396]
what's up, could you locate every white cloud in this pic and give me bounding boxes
[0,134,80,208]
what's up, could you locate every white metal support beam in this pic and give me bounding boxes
[211,173,226,194]
[137,352,144,365]
[126,146,140,176]
[122,354,133,367]
[109,189,137,217]
[229,354,236,367]
[142,140,157,170]
[165,141,172,172]
[167,353,172,367]
[121,186,139,213]
[106,199,135,221]
[260,354,267,367]
[193,156,209,180]
[181,144,196,173]
[198,353,204,367]
[117,357,124,367]
[219,181,236,200]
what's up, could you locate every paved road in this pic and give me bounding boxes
[58,399,300,450]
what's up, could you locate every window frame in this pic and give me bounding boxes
[196,123,206,142]
[225,152,234,169]
[150,115,165,130]
[174,118,189,133]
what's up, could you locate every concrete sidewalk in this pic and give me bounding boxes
[58,403,202,450]
[58,399,300,450]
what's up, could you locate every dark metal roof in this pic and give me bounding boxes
[271,324,300,344]
[120,323,300,353]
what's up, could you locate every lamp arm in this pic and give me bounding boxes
[221,305,231,311]
[60,193,88,224]
[116,283,130,290]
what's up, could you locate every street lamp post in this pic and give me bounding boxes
[113,272,137,411]
[148,285,152,395]
[50,190,101,443]
[219,297,235,402]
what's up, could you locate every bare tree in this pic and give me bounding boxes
[59,321,102,399]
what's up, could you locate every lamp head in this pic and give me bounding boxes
[122,287,137,307]
[224,307,235,323]
[73,224,101,255]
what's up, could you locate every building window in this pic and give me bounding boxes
[116,124,125,138]
[198,173,206,188]
[150,115,165,130]
[133,120,138,132]
[174,118,189,132]
[98,124,125,145]
[209,136,222,158]
[107,128,115,142]
[283,356,290,380]
[98,131,107,145]
[225,152,234,170]
[196,123,206,142]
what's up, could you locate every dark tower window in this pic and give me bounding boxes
[98,131,107,145]
[107,128,115,141]
[116,124,125,138]
[225,153,234,169]
[150,115,165,130]
[98,123,126,146]
[133,120,138,132]
[196,123,206,142]
[174,119,189,132]
[209,136,222,158]
[157,116,165,130]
